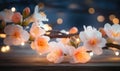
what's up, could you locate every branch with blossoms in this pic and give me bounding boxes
[1,3,120,64]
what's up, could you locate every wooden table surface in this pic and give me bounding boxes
[0,44,120,71]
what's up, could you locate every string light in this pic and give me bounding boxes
[11,7,16,12]
[114,51,119,56]
[89,52,94,56]
[5,46,10,51]
[21,42,25,46]
[1,46,10,53]
[0,34,6,38]
[76,38,80,43]
[1,46,6,53]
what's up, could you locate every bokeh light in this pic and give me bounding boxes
[88,8,95,14]
[97,15,105,22]
[112,18,119,24]
[11,7,16,12]
[109,14,116,21]
[57,18,63,24]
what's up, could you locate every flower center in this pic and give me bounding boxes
[37,39,47,47]
[112,32,120,37]
[88,38,97,46]
[12,31,20,38]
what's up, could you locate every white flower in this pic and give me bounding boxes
[47,41,67,63]
[104,23,120,43]
[80,26,106,55]
[46,49,64,63]
[0,9,13,22]
[33,5,48,22]
[49,42,67,54]
[4,24,29,45]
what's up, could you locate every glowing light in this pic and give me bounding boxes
[11,7,16,12]
[1,46,10,53]
[26,26,29,29]
[88,8,95,14]
[89,52,94,56]
[115,51,119,56]
[21,42,25,46]
[97,15,105,22]
[43,24,52,31]
[5,46,10,51]
[0,34,6,38]
[57,18,63,24]
[1,46,6,53]
[112,18,119,24]
[109,14,116,21]
[60,30,69,34]
[76,38,80,43]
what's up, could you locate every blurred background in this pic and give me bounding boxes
[0,0,120,31]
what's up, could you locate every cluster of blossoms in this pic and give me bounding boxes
[0,4,120,64]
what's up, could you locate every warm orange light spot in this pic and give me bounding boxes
[88,8,95,14]
[0,34,6,38]
[57,18,63,24]
[109,14,116,21]
[112,18,119,24]
[1,46,10,53]
[88,38,97,46]
[97,15,105,22]
[69,27,78,34]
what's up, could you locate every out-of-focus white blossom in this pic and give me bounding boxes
[80,26,106,55]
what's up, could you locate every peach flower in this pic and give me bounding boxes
[69,27,78,34]
[23,7,30,18]
[72,46,91,63]
[0,9,13,22]
[80,26,106,55]
[12,12,22,24]
[30,36,50,54]
[47,49,64,63]
[30,22,45,38]
[4,24,29,45]
[104,23,120,44]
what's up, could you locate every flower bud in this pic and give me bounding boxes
[23,7,30,18]
[12,12,22,24]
